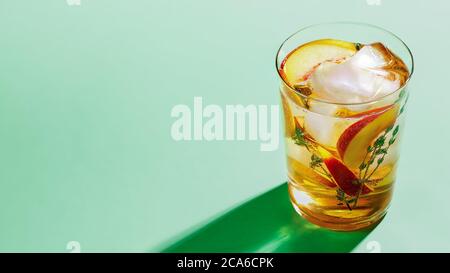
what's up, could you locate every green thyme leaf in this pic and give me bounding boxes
[389,137,396,145]
[374,136,386,147]
[310,154,323,168]
[311,154,322,162]
[376,148,388,155]
[359,162,367,170]
[292,128,308,146]
[295,138,307,146]
[336,189,345,201]
[398,89,406,100]
[393,125,400,136]
[385,125,394,133]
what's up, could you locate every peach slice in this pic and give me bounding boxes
[317,147,371,196]
[288,157,337,189]
[337,105,399,169]
[280,39,357,86]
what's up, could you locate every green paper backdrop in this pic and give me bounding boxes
[0,0,449,252]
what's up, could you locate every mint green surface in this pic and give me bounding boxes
[0,0,449,252]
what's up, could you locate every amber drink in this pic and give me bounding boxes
[276,23,413,231]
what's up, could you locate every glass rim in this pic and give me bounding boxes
[275,21,415,106]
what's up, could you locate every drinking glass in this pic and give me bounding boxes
[276,23,414,231]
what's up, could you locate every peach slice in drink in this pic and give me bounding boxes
[287,157,337,189]
[337,105,399,169]
[317,147,372,196]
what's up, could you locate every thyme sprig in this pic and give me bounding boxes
[351,124,399,208]
[291,120,400,211]
[292,126,354,209]
[292,128,329,177]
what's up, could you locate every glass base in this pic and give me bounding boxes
[290,198,387,231]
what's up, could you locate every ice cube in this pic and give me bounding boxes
[285,137,311,165]
[308,43,407,103]
[303,111,353,148]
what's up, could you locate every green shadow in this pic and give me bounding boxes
[161,183,375,253]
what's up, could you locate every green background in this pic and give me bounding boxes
[0,0,449,252]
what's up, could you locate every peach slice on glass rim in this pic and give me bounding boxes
[280,39,357,86]
[337,105,399,169]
